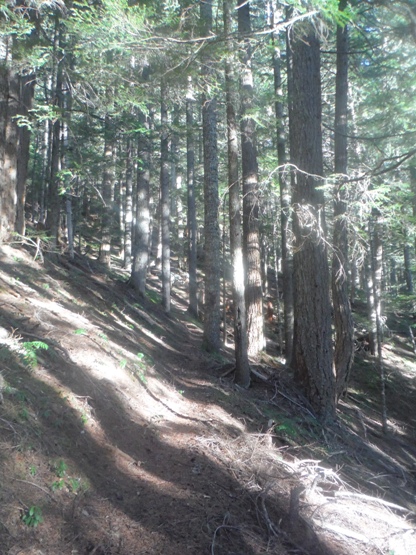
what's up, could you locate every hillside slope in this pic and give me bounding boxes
[0,244,415,555]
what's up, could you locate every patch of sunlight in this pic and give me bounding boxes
[28,298,93,329]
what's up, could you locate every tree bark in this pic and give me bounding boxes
[272,4,293,364]
[289,21,335,421]
[132,111,151,296]
[224,0,250,387]
[332,0,354,399]
[124,135,133,269]
[98,115,115,267]
[15,74,35,236]
[238,0,264,359]
[186,77,198,318]
[160,81,171,314]
[0,57,19,243]
[201,0,221,352]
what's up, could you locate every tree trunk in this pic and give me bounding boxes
[46,20,64,247]
[160,81,171,314]
[404,241,413,294]
[186,77,198,318]
[238,0,264,359]
[224,0,250,387]
[201,0,221,352]
[98,115,115,267]
[272,5,293,364]
[0,44,19,242]
[124,136,133,269]
[289,21,335,421]
[15,74,35,236]
[332,0,354,399]
[132,111,151,296]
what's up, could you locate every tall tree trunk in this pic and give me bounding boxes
[0,38,19,242]
[332,0,354,399]
[15,74,35,236]
[98,115,115,267]
[224,0,250,387]
[186,77,198,317]
[272,4,293,364]
[124,135,133,269]
[289,20,335,421]
[46,20,63,247]
[132,111,151,296]
[404,240,413,293]
[201,0,221,352]
[238,0,264,359]
[160,81,171,314]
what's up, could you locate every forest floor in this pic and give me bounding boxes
[0,242,415,555]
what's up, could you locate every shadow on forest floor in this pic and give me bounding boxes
[0,243,415,555]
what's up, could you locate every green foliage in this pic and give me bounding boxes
[22,505,43,528]
[20,341,49,369]
[52,459,68,478]
[73,329,88,336]
[51,478,65,491]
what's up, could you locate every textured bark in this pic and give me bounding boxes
[16,74,35,236]
[0,59,19,243]
[160,82,171,314]
[289,23,335,421]
[186,77,198,318]
[124,136,133,269]
[46,21,64,246]
[132,111,151,296]
[272,6,293,364]
[238,0,264,359]
[224,0,250,387]
[201,0,221,352]
[98,115,115,267]
[332,0,354,399]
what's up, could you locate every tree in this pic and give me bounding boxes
[238,0,264,360]
[186,76,198,318]
[289,16,335,420]
[160,80,171,314]
[332,0,354,398]
[201,0,221,353]
[224,0,250,387]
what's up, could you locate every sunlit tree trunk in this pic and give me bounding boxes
[46,19,64,247]
[332,0,354,399]
[224,0,250,386]
[98,115,115,267]
[124,136,133,269]
[289,20,335,421]
[15,74,35,236]
[132,111,151,296]
[238,0,264,359]
[186,77,198,317]
[201,0,221,352]
[0,48,19,242]
[272,3,293,363]
[160,81,171,314]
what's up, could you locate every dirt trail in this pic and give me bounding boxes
[0,244,415,555]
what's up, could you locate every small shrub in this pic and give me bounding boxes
[22,505,43,527]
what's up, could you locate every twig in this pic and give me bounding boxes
[14,479,58,503]
[333,491,413,513]
[211,523,240,555]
